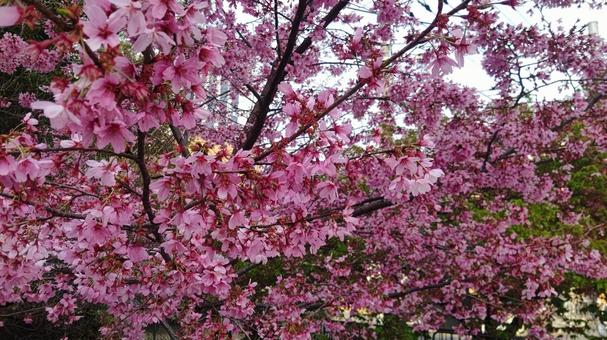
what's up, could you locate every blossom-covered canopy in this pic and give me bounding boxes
[0,0,606,338]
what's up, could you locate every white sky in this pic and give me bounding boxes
[449,3,607,100]
[229,2,607,124]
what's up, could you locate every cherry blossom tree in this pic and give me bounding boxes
[0,0,606,338]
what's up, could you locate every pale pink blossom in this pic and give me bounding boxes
[82,5,126,51]
[0,154,15,176]
[162,54,201,93]
[149,0,183,19]
[93,121,136,152]
[109,0,146,36]
[85,159,117,186]
[132,27,175,55]
[430,54,458,76]
[30,101,81,129]
[150,177,172,200]
[0,6,21,27]
[127,246,149,262]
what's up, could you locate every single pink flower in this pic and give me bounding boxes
[317,181,339,202]
[198,46,225,67]
[228,211,247,230]
[60,134,83,148]
[149,0,183,19]
[83,223,111,245]
[358,65,373,79]
[14,158,40,182]
[94,121,135,152]
[150,177,172,200]
[430,54,458,76]
[127,246,149,262]
[85,159,117,186]
[162,54,201,93]
[31,101,81,129]
[87,73,120,109]
[82,5,126,51]
[0,154,15,176]
[0,6,21,27]
[132,27,175,55]
[452,29,477,66]
[109,0,146,36]
[205,28,227,47]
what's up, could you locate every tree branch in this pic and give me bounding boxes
[254,0,454,162]
[239,0,308,151]
[490,92,605,166]
[135,131,174,265]
[387,280,450,299]
[30,147,136,160]
[480,129,501,172]
[352,198,394,217]
[169,124,190,157]
[293,0,350,56]
[274,0,282,59]
[0,192,86,220]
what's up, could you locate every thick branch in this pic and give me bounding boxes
[30,147,136,160]
[135,131,174,265]
[169,124,190,157]
[293,0,350,56]
[352,198,393,217]
[136,132,155,223]
[239,0,308,151]
[239,1,351,152]
[480,129,501,172]
[0,192,86,220]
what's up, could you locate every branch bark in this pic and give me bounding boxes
[387,280,451,299]
[239,0,309,151]
[135,131,174,265]
[169,124,190,157]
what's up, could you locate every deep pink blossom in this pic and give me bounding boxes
[0,1,606,338]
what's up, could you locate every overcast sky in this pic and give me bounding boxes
[449,3,607,100]
[230,2,606,122]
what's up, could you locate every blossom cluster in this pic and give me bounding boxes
[0,0,606,338]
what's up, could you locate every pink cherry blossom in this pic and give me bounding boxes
[149,0,182,19]
[430,53,459,76]
[85,159,118,186]
[30,101,81,129]
[132,27,175,55]
[0,154,15,176]
[82,5,126,51]
[127,246,149,262]
[0,6,21,27]
[109,0,146,36]
[0,0,606,338]
[162,54,201,93]
[93,121,136,152]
